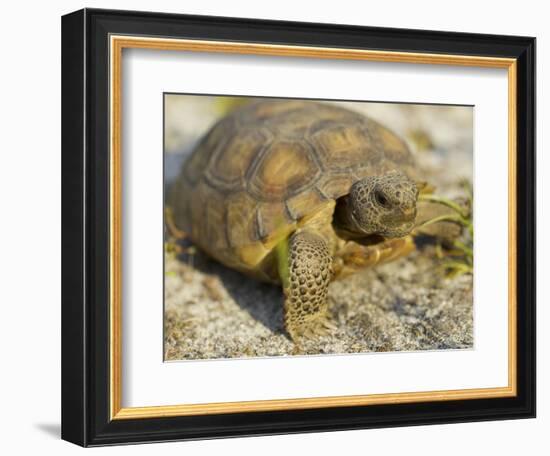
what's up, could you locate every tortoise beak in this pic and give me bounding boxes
[401,207,417,220]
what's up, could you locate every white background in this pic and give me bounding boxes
[123,51,508,407]
[0,0,546,455]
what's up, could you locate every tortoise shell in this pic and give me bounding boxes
[169,100,417,274]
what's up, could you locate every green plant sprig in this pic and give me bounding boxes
[418,193,470,218]
[417,185,474,278]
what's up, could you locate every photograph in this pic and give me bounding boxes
[164,95,474,360]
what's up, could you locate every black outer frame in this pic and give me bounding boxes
[61,8,536,447]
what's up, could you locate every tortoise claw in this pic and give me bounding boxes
[289,316,337,342]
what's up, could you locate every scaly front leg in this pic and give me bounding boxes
[279,230,336,341]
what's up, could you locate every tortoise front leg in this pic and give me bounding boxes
[333,236,415,280]
[279,230,335,341]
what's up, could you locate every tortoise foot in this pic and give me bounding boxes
[288,315,337,341]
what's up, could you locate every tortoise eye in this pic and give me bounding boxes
[374,190,389,208]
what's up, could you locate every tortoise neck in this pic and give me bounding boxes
[333,196,387,246]
[333,196,365,240]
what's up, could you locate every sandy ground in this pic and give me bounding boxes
[163,97,473,361]
[164,247,473,360]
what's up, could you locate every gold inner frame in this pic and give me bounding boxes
[109,35,518,420]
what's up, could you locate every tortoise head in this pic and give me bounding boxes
[341,171,419,238]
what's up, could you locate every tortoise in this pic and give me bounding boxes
[169,99,429,341]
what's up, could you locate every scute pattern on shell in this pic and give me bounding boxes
[170,99,416,270]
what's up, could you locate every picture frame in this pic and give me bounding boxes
[61,8,535,447]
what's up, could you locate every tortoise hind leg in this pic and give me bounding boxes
[279,230,336,342]
[165,207,188,241]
